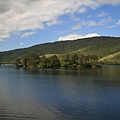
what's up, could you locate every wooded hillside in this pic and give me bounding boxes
[0,36,119,63]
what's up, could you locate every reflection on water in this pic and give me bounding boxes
[0,66,120,120]
[26,66,120,77]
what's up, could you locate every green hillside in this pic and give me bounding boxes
[0,36,120,63]
[99,52,120,61]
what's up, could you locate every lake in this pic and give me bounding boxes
[0,66,120,120]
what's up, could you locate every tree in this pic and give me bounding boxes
[27,54,40,69]
[69,54,78,65]
[61,54,70,68]
[47,55,61,68]
[62,54,70,62]
[39,56,48,68]
[22,57,28,68]
[77,54,85,65]
[15,58,21,67]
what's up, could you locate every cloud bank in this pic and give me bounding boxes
[0,0,120,40]
[58,33,100,41]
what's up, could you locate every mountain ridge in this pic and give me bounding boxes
[0,36,120,62]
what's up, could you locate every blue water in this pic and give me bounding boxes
[0,66,120,120]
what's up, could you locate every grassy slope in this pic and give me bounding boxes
[99,52,120,61]
[0,37,120,62]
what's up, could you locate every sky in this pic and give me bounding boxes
[0,0,120,51]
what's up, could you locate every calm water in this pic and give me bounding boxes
[0,66,120,120]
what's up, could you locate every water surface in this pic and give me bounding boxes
[0,66,120,120]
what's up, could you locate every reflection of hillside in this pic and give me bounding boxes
[102,66,120,76]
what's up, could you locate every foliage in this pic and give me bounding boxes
[39,56,48,68]
[15,53,100,69]
[23,54,40,69]
[47,55,61,68]
[60,54,98,68]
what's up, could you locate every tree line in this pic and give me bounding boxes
[15,53,101,69]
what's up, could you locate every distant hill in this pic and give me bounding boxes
[0,36,120,62]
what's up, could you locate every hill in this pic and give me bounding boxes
[0,36,120,63]
[99,52,120,61]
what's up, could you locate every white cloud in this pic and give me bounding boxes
[85,20,97,26]
[98,19,108,25]
[0,0,120,40]
[97,0,120,5]
[98,12,107,17]
[117,20,120,25]
[107,25,115,29]
[58,34,82,41]
[20,42,24,45]
[58,33,100,41]
[71,15,80,21]
[0,32,8,40]
[0,39,4,42]
[87,15,92,18]
[81,17,111,27]
[78,7,87,13]
[21,32,36,38]
[46,20,63,27]
[85,33,101,38]
[72,25,81,30]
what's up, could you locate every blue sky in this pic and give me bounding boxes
[0,0,120,51]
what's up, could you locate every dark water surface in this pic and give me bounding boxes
[0,66,120,120]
